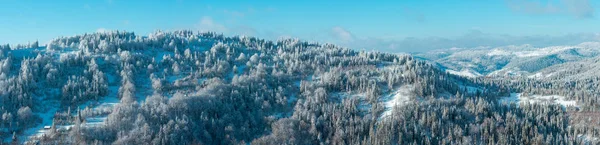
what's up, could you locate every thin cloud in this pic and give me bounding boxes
[330,26,354,42]
[506,0,595,18]
[231,25,258,36]
[402,7,426,23]
[196,16,228,33]
[562,0,594,18]
[506,0,559,14]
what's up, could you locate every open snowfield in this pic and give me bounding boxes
[381,85,415,117]
[446,69,482,78]
[14,104,58,142]
[500,93,577,107]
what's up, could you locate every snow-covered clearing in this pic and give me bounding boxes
[24,83,121,143]
[499,93,577,107]
[488,69,528,77]
[484,45,573,58]
[487,49,511,56]
[528,73,544,79]
[14,102,58,142]
[513,46,573,58]
[381,85,415,117]
[446,69,481,78]
[527,72,556,79]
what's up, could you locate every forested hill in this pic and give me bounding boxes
[0,31,597,144]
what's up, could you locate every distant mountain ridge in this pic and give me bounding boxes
[415,42,600,79]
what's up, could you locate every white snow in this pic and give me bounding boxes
[488,68,528,77]
[446,69,482,78]
[19,104,58,142]
[545,72,556,78]
[578,134,600,143]
[514,51,545,58]
[423,43,600,78]
[499,93,578,107]
[528,72,544,79]
[381,85,415,117]
[152,50,174,63]
[528,71,559,79]
[487,49,510,56]
[84,117,108,127]
[24,85,121,143]
[513,46,573,58]
[77,86,120,111]
[382,65,400,71]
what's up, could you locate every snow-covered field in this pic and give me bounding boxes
[446,69,482,78]
[499,93,577,107]
[21,70,122,143]
[15,104,58,142]
[381,85,415,117]
[527,72,556,79]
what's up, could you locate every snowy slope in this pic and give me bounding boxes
[532,56,600,81]
[381,85,415,117]
[416,42,600,78]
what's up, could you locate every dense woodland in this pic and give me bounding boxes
[0,31,598,144]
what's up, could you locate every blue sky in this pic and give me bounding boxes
[1,0,600,52]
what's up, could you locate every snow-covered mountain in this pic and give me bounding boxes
[0,31,598,144]
[415,42,600,78]
[530,56,600,81]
